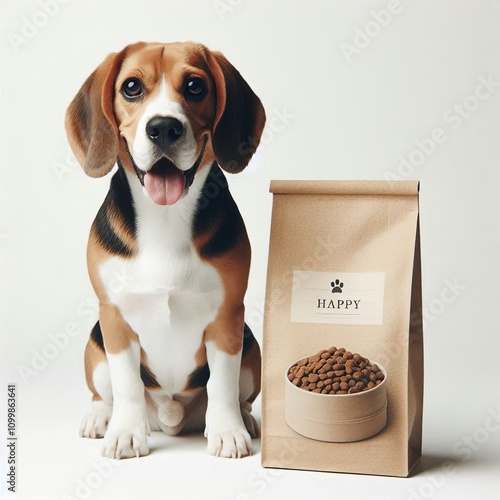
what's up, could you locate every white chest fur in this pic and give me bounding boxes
[99,166,223,394]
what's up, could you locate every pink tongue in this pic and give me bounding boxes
[144,161,185,205]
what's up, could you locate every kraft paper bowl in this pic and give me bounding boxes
[284,360,388,443]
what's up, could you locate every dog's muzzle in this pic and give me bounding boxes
[132,135,208,206]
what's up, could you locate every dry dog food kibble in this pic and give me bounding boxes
[287,347,384,395]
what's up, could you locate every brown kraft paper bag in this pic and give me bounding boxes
[261,180,423,477]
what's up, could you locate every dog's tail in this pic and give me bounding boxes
[158,398,185,427]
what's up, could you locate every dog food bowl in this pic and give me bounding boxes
[284,360,388,443]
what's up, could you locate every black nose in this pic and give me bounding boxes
[146,117,184,150]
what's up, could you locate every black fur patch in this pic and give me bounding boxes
[141,364,161,389]
[186,362,210,391]
[192,162,243,258]
[93,167,136,257]
[90,321,105,351]
[242,322,254,355]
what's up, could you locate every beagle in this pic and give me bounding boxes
[65,42,265,459]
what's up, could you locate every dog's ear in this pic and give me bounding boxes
[206,51,266,173]
[65,51,124,178]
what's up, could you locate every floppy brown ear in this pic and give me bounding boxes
[207,51,266,173]
[65,51,124,178]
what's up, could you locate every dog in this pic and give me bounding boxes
[65,41,265,459]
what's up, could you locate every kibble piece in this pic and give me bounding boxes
[308,373,319,383]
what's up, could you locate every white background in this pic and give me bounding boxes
[1,0,499,499]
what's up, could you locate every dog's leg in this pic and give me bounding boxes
[204,305,253,458]
[98,304,149,459]
[238,324,262,438]
[80,323,113,438]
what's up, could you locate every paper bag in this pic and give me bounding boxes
[261,180,423,477]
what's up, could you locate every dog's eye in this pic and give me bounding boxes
[121,78,144,100]
[184,78,206,100]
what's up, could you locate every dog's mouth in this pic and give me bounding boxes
[142,157,187,206]
[133,136,207,206]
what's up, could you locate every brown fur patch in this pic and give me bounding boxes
[84,335,107,400]
[200,233,251,356]
[98,303,139,354]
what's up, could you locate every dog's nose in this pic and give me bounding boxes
[146,117,184,150]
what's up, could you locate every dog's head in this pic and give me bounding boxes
[65,42,266,205]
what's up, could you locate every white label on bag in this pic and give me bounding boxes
[290,271,385,325]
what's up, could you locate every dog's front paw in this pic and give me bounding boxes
[206,427,252,458]
[80,405,112,439]
[101,422,149,459]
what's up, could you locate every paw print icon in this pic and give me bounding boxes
[331,279,344,293]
